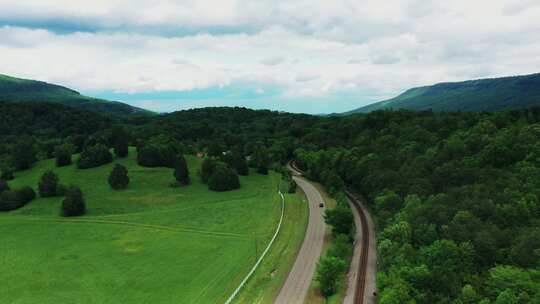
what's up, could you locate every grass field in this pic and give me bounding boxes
[233,188,308,303]
[0,148,298,304]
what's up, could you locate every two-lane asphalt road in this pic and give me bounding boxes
[274,167,326,304]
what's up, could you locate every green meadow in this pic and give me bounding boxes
[0,148,305,304]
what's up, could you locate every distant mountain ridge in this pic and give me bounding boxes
[347,73,540,114]
[0,74,152,117]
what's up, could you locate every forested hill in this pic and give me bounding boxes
[347,73,540,113]
[3,103,540,302]
[0,74,151,117]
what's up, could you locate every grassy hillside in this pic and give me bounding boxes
[348,73,540,113]
[0,74,151,117]
[0,148,303,303]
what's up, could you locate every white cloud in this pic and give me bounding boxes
[260,56,285,66]
[0,0,539,112]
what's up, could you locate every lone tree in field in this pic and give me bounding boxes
[111,125,129,158]
[38,170,59,197]
[173,155,190,185]
[55,144,73,167]
[61,186,85,217]
[208,163,240,192]
[108,164,129,189]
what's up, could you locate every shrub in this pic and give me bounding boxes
[77,144,113,169]
[0,179,9,193]
[111,125,129,158]
[38,170,59,197]
[108,164,129,189]
[173,155,190,185]
[11,137,37,170]
[55,144,73,167]
[230,153,249,176]
[316,255,347,298]
[208,163,240,192]
[55,184,67,196]
[16,186,36,204]
[0,166,14,181]
[0,187,36,211]
[61,186,85,217]
[200,158,217,183]
[0,190,21,211]
[324,205,354,237]
[114,140,129,158]
[288,180,297,193]
[137,144,175,168]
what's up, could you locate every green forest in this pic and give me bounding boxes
[1,102,540,303]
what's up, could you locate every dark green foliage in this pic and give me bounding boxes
[0,179,9,193]
[0,186,36,211]
[173,155,190,185]
[252,147,270,175]
[207,141,224,157]
[324,204,354,237]
[0,190,22,211]
[77,144,113,169]
[111,125,129,157]
[0,166,14,181]
[288,180,297,193]
[228,152,249,176]
[108,164,129,189]
[316,255,347,298]
[16,186,36,203]
[11,137,37,170]
[54,144,73,167]
[327,234,353,260]
[208,163,240,192]
[136,143,176,168]
[200,158,216,184]
[61,186,85,217]
[38,170,59,197]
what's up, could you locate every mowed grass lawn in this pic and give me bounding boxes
[0,148,284,304]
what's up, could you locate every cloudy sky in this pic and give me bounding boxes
[1,0,540,113]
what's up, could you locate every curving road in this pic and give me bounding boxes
[274,165,326,304]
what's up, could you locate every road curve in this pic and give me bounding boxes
[274,167,326,304]
[343,191,377,304]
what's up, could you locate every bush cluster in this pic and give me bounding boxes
[61,186,85,217]
[136,144,176,168]
[0,186,36,211]
[108,164,129,189]
[200,158,240,191]
[77,144,113,169]
[316,194,354,298]
[54,144,73,167]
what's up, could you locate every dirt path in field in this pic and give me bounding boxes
[274,165,326,304]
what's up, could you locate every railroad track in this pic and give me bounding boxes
[345,190,370,304]
[289,161,371,304]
